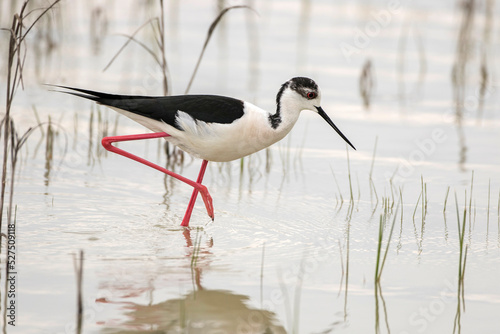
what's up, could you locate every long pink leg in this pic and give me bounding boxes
[181,159,209,226]
[101,132,213,226]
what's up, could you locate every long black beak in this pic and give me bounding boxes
[316,106,356,150]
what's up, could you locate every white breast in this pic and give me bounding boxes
[168,102,292,162]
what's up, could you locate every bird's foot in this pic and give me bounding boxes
[198,185,214,221]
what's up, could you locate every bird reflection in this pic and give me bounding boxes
[97,229,285,333]
[99,289,286,333]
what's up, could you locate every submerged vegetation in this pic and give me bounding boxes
[1,0,61,329]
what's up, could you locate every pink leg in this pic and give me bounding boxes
[181,159,209,226]
[101,133,213,226]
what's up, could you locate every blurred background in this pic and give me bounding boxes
[1,0,500,333]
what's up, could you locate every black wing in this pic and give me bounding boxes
[53,85,245,130]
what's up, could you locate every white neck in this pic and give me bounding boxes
[269,88,303,135]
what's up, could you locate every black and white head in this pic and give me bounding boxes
[278,77,356,150]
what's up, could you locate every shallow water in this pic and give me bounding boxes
[2,0,500,333]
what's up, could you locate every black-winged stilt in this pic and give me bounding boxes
[55,77,355,227]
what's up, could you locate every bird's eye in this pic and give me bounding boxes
[307,92,316,99]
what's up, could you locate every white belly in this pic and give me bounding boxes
[170,110,289,162]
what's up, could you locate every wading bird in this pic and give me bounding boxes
[55,77,355,226]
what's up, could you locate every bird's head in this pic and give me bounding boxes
[279,77,356,150]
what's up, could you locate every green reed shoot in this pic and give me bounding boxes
[397,187,404,253]
[468,170,474,230]
[374,205,398,334]
[330,166,344,211]
[375,205,399,283]
[337,240,345,297]
[190,228,203,269]
[344,220,350,320]
[443,186,450,214]
[412,191,422,253]
[412,191,421,224]
[389,178,396,211]
[370,180,379,218]
[443,186,450,241]
[375,214,384,283]
[189,227,203,294]
[33,106,44,136]
[453,191,468,334]
[420,176,427,246]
